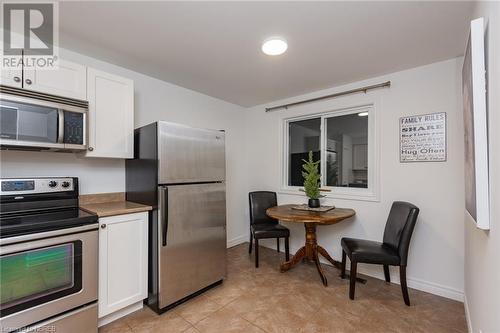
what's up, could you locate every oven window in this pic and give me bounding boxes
[0,241,82,317]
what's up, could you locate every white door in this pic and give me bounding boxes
[353,144,368,170]
[23,59,86,99]
[0,50,22,88]
[86,68,134,158]
[98,212,148,318]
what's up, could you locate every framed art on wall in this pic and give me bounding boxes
[462,17,490,230]
[399,112,447,163]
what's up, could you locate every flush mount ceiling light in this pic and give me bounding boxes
[262,38,288,56]
[358,112,369,117]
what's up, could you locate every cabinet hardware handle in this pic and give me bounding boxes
[13,76,20,82]
[25,79,32,85]
[88,147,94,151]
[101,224,106,229]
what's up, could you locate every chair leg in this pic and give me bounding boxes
[349,261,357,300]
[400,266,410,306]
[248,233,253,254]
[277,238,280,253]
[341,250,346,279]
[383,265,391,283]
[285,237,290,261]
[255,239,259,268]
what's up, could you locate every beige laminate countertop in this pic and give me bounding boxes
[79,192,152,218]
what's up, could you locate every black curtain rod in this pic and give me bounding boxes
[265,81,391,112]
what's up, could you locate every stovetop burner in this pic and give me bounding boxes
[0,177,98,238]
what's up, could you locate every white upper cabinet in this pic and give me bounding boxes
[86,68,134,158]
[1,50,22,88]
[23,59,87,100]
[0,67,23,88]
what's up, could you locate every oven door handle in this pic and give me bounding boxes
[57,109,64,144]
[0,224,98,247]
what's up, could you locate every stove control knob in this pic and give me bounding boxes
[61,181,70,188]
[48,181,57,188]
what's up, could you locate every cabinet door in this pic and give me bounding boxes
[0,62,23,88]
[23,59,86,99]
[98,212,148,318]
[0,50,22,88]
[86,68,134,158]
[352,144,368,170]
[1,68,22,88]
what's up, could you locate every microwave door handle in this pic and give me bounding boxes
[57,109,64,143]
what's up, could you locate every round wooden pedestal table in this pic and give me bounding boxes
[266,204,355,286]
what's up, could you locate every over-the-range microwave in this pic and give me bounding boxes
[0,85,88,152]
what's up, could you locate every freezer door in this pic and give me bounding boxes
[158,122,225,184]
[158,183,226,309]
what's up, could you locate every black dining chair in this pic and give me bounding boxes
[248,191,290,268]
[340,201,419,305]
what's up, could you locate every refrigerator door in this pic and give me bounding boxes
[158,183,226,309]
[157,122,225,184]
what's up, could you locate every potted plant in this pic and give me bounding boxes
[302,151,322,208]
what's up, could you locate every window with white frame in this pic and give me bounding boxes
[284,106,377,199]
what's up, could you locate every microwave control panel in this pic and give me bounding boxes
[64,111,84,145]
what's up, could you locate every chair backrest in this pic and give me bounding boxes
[382,201,420,266]
[249,191,278,225]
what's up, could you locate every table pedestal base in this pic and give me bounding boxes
[280,223,366,286]
[280,223,342,286]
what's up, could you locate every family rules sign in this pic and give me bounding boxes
[400,112,447,162]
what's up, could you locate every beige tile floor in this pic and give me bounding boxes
[99,243,467,333]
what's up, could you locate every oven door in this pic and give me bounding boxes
[0,227,98,332]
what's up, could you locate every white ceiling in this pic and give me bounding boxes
[59,1,474,107]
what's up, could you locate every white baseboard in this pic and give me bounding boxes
[464,294,473,332]
[405,276,463,302]
[258,242,464,302]
[227,234,248,248]
[98,301,143,327]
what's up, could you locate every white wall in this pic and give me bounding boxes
[243,58,465,300]
[0,47,248,246]
[464,2,500,332]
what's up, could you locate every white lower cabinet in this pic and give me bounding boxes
[98,212,148,319]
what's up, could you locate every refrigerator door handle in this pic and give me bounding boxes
[160,186,169,246]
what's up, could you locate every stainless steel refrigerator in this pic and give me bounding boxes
[126,121,226,313]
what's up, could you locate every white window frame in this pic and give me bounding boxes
[281,103,380,202]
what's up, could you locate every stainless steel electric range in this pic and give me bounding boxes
[0,177,98,333]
